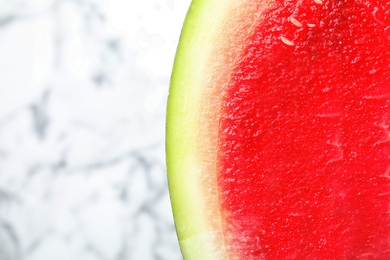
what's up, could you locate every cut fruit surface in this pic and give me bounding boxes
[166,0,390,259]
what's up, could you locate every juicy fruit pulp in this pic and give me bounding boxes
[218,0,390,258]
[167,0,390,259]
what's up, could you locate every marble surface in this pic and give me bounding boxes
[0,0,191,259]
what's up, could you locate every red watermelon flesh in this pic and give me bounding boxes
[218,0,390,258]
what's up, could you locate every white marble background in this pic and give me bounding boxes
[0,0,190,259]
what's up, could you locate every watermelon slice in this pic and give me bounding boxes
[166,0,390,258]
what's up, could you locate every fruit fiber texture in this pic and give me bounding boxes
[166,0,390,259]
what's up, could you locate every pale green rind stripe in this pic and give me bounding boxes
[166,0,233,259]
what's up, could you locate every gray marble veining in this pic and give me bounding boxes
[0,0,190,259]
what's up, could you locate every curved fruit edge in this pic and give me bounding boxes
[166,1,233,258]
[166,0,273,259]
